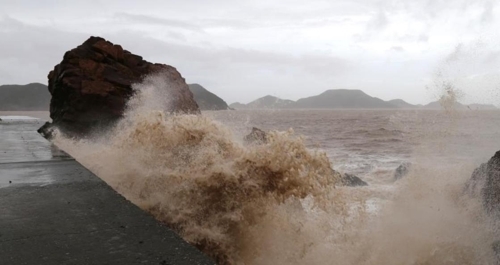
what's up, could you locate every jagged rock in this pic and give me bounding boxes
[37,122,54,139]
[465,152,500,263]
[394,162,411,181]
[492,240,500,263]
[464,151,500,216]
[341,173,368,187]
[39,36,199,138]
[244,127,268,144]
[464,163,488,197]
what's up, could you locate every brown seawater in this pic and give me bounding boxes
[52,75,500,264]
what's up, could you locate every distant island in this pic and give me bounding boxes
[1,82,496,111]
[231,95,294,109]
[230,89,497,110]
[188,84,230,110]
[0,82,231,112]
[423,101,497,110]
[0,83,50,111]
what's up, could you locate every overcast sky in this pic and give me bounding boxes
[1,0,500,105]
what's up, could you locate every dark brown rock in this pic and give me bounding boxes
[39,36,199,138]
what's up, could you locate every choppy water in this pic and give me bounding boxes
[30,74,500,264]
[206,109,500,185]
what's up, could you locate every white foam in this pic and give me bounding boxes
[0,116,40,120]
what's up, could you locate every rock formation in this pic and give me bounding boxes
[464,151,500,216]
[394,162,411,181]
[464,163,488,198]
[341,173,368,187]
[464,151,500,261]
[244,127,268,144]
[38,36,199,138]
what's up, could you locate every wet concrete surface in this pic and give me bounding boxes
[0,119,71,164]
[0,119,215,265]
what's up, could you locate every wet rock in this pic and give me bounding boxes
[37,122,54,139]
[493,240,500,261]
[464,151,500,216]
[341,173,368,187]
[394,162,411,181]
[464,163,488,197]
[464,152,500,264]
[39,36,199,138]
[244,127,268,144]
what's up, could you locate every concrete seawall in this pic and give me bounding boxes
[0,118,214,265]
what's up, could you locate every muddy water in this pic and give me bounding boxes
[28,76,500,264]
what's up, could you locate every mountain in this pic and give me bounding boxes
[247,95,294,109]
[423,101,463,109]
[293,89,397,109]
[230,95,294,109]
[0,83,50,111]
[424,101,497,110]
[222,88,499,111]
[188,84,229,110]
[468,104,497,110]
[229,102,248,109]
[388,99,418,109]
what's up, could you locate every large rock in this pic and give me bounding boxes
[464,151,500,262]
[464,151,500,216]
[341,173,368,187]
[394,162,411,181]
[244,127,268,144]
[464,163,488,197]
[38,36,199,138]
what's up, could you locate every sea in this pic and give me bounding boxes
[3,80,500,264]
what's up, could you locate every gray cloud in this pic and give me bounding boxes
[0,0,499,105]
[481,1,494,23]
[391,46,405,52]
[370,9,389,30]
[483,50,500,64]
[0,16,87,84]
[197,18,257,29]
[104,31,350,80]
[114,13,203,32]
[0,16,350,103]
[418,34,429,42]
[166,31,188,42]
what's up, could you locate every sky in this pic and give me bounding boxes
[1,0,500,105]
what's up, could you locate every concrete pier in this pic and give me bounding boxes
[0,118,214,265]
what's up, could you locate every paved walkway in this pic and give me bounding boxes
[0,119,214,265]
